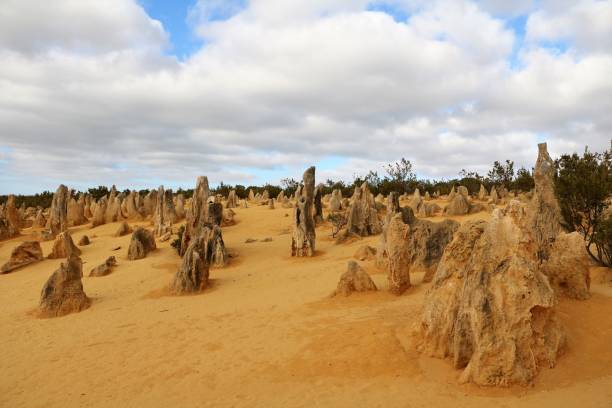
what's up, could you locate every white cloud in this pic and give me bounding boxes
[0,0,611,193]
[526,1,612,53]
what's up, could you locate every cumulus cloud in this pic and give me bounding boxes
[0,0,610,193]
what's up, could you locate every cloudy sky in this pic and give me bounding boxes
[1,0,611,194]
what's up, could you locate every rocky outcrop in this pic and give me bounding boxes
[529,142,562,262]
[332,261,377,297]
[125,191,144,220]
[1,241,43,274]
[226,190,238,209]
[409,218,460,282]
[153,186,171,236]
[386,213,411,295]
[314,184,324,223]
[353,245,377,261]
[39,254,90,318]
[33,208,46,229]
[418,203,565,386]
[444,193,470,216]
[268,198,275,209]
[91,196,107,227]
[143,190,158,217]
[48,231,81,259]
[180,177,210,255]
[67,194,87,227]
[46,185,69,238]
[541,232,591,299]
[163,188,177,226]
[337,183,381,241]
[127,227,156,260]
[114,221,132,237]
[175,194,186,220]
[89,256,118,277]
[104,186,123,224]
[78,235,90,246]
[329,189,342,212]
[291,166,316,257]
[171,236,210,294]
[478,184,487,201]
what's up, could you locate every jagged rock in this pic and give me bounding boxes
[180,176,210,255]
[48,231,81,259]
[170,234,210,294]
[46,185,69,238]
[175,194,186,220]
[163,188,177,226]
[529,142,562,262]
[448,186,456,201]
[207,202,223,226]
[125,191,144,220]
[5,195,21,235]
[143,189,158,217]
[489,186,499,204]
[314,184,324,223]
[248,189,255,201]
[408,190,424,215]
[268,198,275,209]
[241,199,248,208]
[127,227,156,260]
[444,193,470,216]
[33,208,46,228]
[329,189,342,212]
[89,256,117,277]
[541,232,590,299]
[424,191,431,200]
[114,221,132,237]
[222,208,235,226]
[291,166,316,257]
[84,195,93,219]
[338,183,381,241]
[478,184,487,201]
[225,190,238,208]
[386,213,411,295]
[1,241,43,274]
[153,186,171,236]
[353,245,377,261]
[104,186,123,224]
[91,196,107,227]
[67,194,87,226]
[418,204,565,386]
[418,202,441,217]
[457,186,469,198]
[39,254,90,317]
[78,235,90,246]
[332,261,377,297]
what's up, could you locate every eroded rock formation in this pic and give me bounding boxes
[1,241,43,274]
[89,256,118,277]
[39,254,90,317]
[332,261,377,297]
[386,213,411,295]
[291,166,316,257]
[127,227,156,260]
[46,185,69,238]
[419,203,565,386]
[48,231,81,259]
[337,183,381,241]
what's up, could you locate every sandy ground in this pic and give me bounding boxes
[1,200,612,408]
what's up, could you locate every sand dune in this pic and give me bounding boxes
[1,202,612,407]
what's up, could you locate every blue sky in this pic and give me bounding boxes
[0,0,610,194]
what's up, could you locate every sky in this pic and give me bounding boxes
[1,0,611,194]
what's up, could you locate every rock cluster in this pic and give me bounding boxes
[337,183,381,241]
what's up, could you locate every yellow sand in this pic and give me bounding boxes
[1,202,612,408]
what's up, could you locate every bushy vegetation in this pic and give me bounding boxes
[555,145,612,266]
